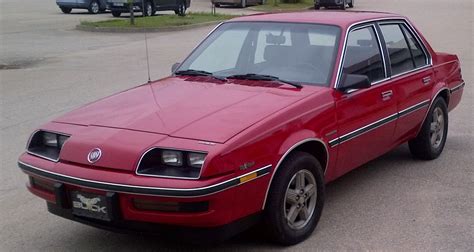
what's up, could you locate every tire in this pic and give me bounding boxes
[409,97,448,160]
[264,151,325,245]
[240,0,246,8]
[348,0,353,8]
[340,1,346,10]
[175,1,186,16]
[88,0,100,14]
[60,7,72,13]
[111,11,121,17]
[143,1,155,16]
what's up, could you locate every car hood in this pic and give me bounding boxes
[54,76,322,143]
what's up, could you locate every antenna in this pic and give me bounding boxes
[144,30,151,83]
[142,0,151,83]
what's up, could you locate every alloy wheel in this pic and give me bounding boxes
[430,107,445,149]
[91,2,99,13]
[284,169,317,230]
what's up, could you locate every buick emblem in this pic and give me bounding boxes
[87,148,102,163]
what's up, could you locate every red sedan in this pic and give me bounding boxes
[18,11,465,245]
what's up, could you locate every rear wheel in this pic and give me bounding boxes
[143,1,155,16]
[314,0,320,9]
[88,0,100,14]
[60,7,72,13]
[264,152,325,245]
[111,11,121,17]
[340,1,346,10]
[409,97,448,160]
[175,1,186,16]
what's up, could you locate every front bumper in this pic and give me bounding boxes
[18,154,271,229]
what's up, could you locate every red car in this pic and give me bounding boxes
[18,11,465,245]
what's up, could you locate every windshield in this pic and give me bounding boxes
[177,22,341,87]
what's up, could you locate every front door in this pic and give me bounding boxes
[331,24,397,177]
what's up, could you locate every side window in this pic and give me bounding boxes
[400,25,428,68]
[379,24,415,75]
[342,26,385,83]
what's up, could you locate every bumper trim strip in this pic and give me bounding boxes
[18,161,271,198]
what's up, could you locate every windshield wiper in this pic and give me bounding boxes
[226,73,303,89]
[175,69,226,81]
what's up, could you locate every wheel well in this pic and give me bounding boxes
[292,140,328,173]
[437,89,450,106]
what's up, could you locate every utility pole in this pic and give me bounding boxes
[128,0,135,25]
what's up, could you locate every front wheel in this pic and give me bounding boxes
[409,97,448,160]
[88,0,100,14]
[111,11,121,17]
[60,7,72,13]
[175,1,186,16]
[264,152,325,245]
[348,0,353,8]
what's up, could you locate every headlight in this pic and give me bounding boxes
[137,148,207,179]
[188,152,206,168]
[27,130,70,162]
[161,150,183,166]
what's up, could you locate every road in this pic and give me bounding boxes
[0,0,472,250]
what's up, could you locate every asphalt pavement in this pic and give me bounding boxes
[0,0,472,250]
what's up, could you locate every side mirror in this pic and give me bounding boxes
[337,74,371,92]
[171,62,180,73]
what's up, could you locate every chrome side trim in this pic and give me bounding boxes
[334,18,433,89]
[450,82,465,93]
[261,138,328,209]
[329,99,430,148]
[329,112,398,147]
[19,161,271,198]
[398,99,430,118]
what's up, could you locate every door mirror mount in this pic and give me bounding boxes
[337,74,371,93]
[171,62,181,73]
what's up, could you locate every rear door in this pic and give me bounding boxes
[378,21,433,143]
[332,24,397,177]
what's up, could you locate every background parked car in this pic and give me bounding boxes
[107,0,190,17]
[56,0,107,14]
[212,0,262,8]
[315,0,353,10]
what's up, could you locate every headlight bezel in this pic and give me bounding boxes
[136,147,208,180]
[26,130,70,162]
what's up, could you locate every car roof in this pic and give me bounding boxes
[229,11,404,29]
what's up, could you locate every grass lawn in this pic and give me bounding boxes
[80,12,235,29]
[250,0,313,12]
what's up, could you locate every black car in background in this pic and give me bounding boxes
[107,0,190,17]
[315,0,353,9]
[56,0,107,14]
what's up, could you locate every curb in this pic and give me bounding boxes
[76,20,224,33]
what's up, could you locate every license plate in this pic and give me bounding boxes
[71,191,111,221]
[113,3,124,6]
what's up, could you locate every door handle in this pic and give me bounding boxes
[381,90,393,101]
[422,76,432,85]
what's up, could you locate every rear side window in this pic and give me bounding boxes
[342,26,385,83]
[379,24,415,75]
[400,25,428,68]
